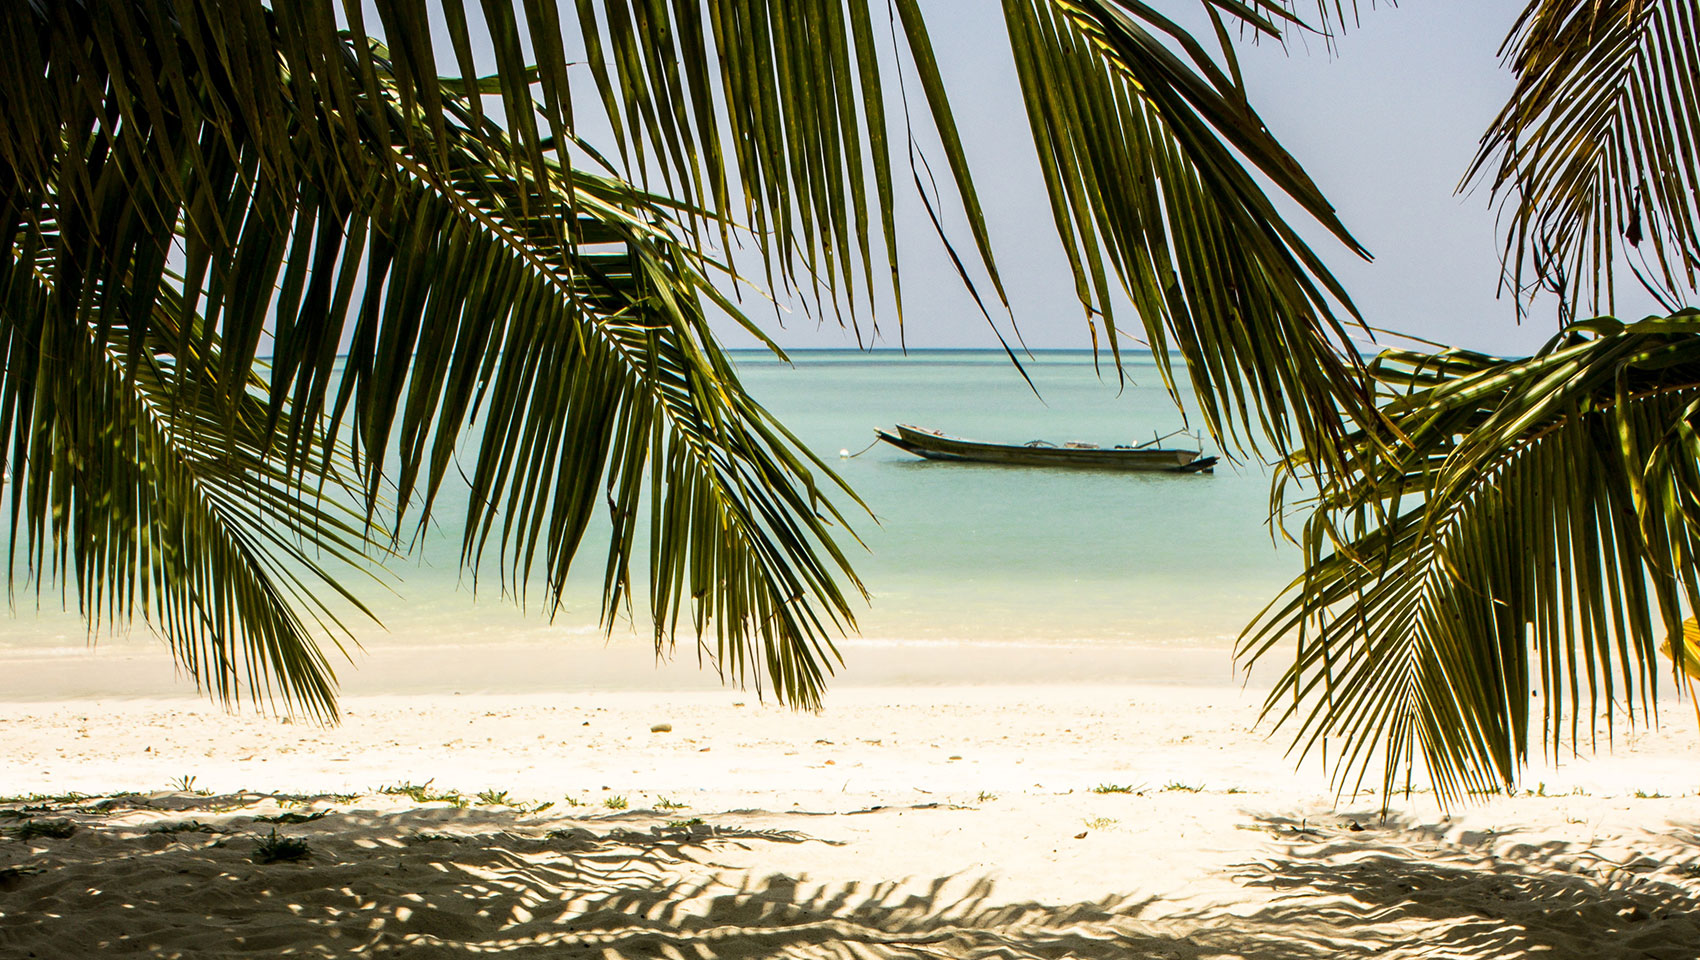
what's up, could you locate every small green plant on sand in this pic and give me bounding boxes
[378,780,467,808]
[1162,782,1203,793]
[168,774,198,793]
[603,795,628,811]
[1635,789,1669,799]
[0,792,87,806]
[257,810,328,825]
[10,819,76,841]
[665,817,706,831]
[253,829,310,864]
[655,796,688,810]
[1082,817,1117,830]
[976,791,998,803]
[475,789,512,806]
[149,820,218,835]
[1092,783,1137,795]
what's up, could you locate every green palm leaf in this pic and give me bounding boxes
[571,0,1378,463]
[2,0,864,711]
[1468,0,1700,317]
[1001,0,1373,466]
[3,0,1382,712]
[1,259,380,718]
[1242,311,1700,806]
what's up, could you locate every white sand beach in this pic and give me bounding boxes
[3,640,1699,958]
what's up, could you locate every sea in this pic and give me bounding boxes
[2,351,1302,663]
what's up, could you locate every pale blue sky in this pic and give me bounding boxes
[375,1,1655,357]
[713,1,1612,357]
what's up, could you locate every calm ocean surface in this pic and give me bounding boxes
[4,351,1302,655]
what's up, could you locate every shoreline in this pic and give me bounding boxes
[0,634,1272,703]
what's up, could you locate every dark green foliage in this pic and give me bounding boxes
[253,829,311,864]
[1,0,874,713]
[378,782,467,808]
[1469,0,1700,318]
[1245,312,1700,806]
[256,810,329,825]
[149,820,219,835]
[9,819,76,841]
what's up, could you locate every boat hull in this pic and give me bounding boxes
[876,425,1216,473]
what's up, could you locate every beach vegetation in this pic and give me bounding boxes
[0,792,87,807]
[378,781,467,808]
[148,820,219,836]
[474,789,512,807]
[655,796,688,811]
[168,775,199,793]
[1082,817,1117,831]
[1091,784,1138,795]
[665,818,706,831]
[257,810,329,825]
[976,791,999,803]
[603,795,629,811]
[8,819,77,841]
[252,829,311,864]
[1161,782,1203,794]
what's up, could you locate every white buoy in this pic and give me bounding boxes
[839,448,850,458]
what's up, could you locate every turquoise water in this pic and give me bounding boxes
[722,350,1300,646]
[3,351,1301,655]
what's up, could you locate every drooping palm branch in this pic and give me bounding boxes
[2,1,866,712]
[3,0,1380,712]
[1,268,380,717]
[1241,311,1700,806]
[1468,0,1700,318]
[577,0,1378,466]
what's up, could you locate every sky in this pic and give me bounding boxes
[709,0,1584,356]
[380,1,1660,358]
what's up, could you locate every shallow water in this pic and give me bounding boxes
[2,351,1302,660]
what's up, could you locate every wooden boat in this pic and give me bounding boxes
[874,424,1217,473]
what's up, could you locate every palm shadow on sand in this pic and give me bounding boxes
[4,797,1699,958]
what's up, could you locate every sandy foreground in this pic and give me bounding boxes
[2,641,1700,958]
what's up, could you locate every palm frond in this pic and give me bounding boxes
[1,259,380,718]
[571,0,1379,466]
[1467,0,1700,318]
[1242,311,1700,806]
[2,0,865,710]
[1001,0,1374,468]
